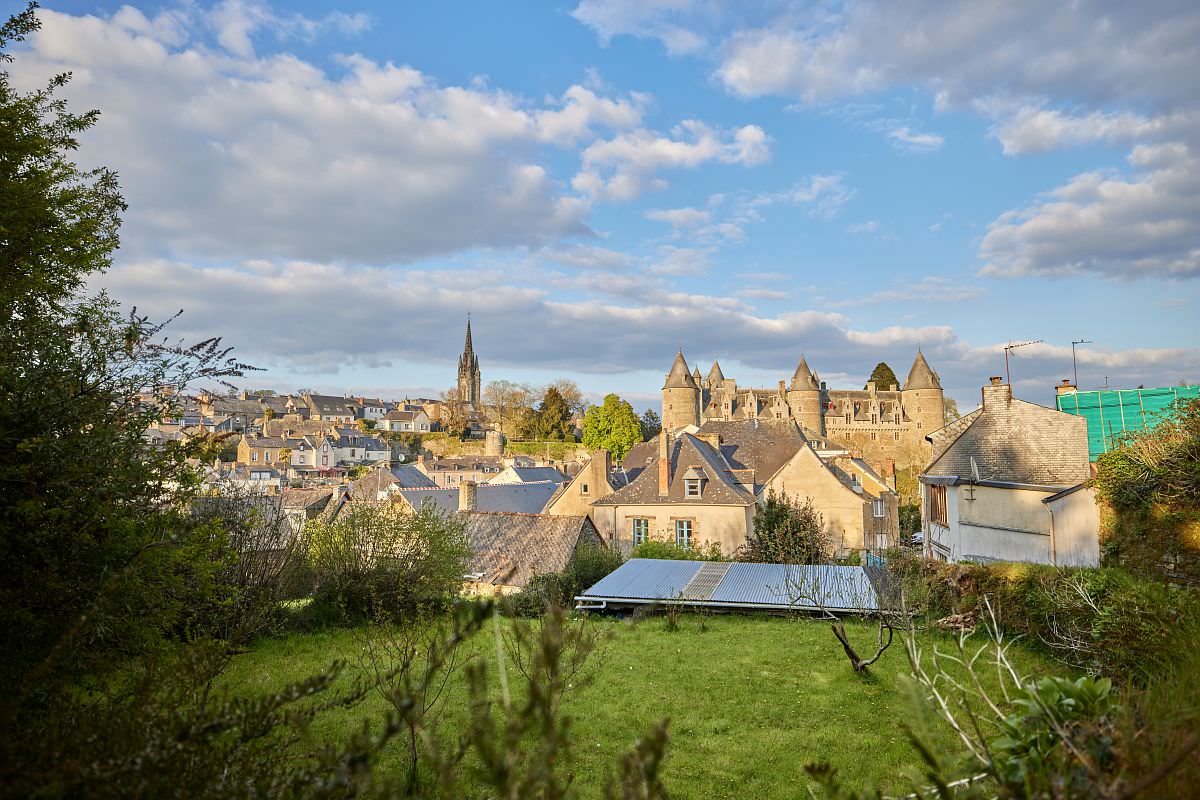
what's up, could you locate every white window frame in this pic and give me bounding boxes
[872,499,886,518]
[684,479,701,498]
[675,519,692,549]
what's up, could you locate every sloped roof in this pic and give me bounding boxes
[664,351,699,389]
[594,433,754,506]
[924,391,1089,486]
[398,481,559,515]
[348,464,437,500]
[790,356,819,391]
[695,419,809,485]
[903,351,941,390]
[307,394,354,414]
[421,456,505,472]
[463,513,602,587]
[707,358,725,384]
[492,466,567,484]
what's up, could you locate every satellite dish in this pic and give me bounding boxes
[970,456,981,483]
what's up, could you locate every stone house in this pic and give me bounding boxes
[303,393,356,423]
[395,480,558,516]
[330,429,390,464]
[462,513,602,594]
[348,463,437,501]
[919,378,1097,566]
[237,435,303,466]
[415,455,506,487]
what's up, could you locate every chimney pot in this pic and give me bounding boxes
[989,376,1004,386]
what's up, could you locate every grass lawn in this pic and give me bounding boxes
[220,611,1062,798]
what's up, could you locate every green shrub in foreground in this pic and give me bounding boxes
[631,539,729,561]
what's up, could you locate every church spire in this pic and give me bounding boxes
[463,316,474,356]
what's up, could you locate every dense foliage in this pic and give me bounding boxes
[511,541,625,616]
[305,502,471,620]
[639,408,661,440]
[1093,397,1199,510]
[630,539,729,561]
[740,491,831,564]
[863,362,898,391]
[518,385,574,441]
[581,393,642,459]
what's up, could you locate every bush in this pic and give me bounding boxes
[739,491,830,564]
[631,539,729,561]
[511,541,624,616]
[305,502,470,621]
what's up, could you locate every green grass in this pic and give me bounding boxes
[220,612,1063,798]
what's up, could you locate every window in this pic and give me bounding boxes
[684,479,701,497]
[845,413,851,424]
[631,518,648,545]
[872,499,886,518]
[251,451,259,462]
[581,483,589,495]
[929,485,948,527]
[675,519,692,549]
[321,455,328,466]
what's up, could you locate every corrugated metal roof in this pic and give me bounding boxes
[578,559,878,613]
[579,559,702,601]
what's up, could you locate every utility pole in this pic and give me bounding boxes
[1071,339,1092,388]
[1004,340,1043,386]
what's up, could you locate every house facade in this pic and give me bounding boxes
[919,378,1097,566]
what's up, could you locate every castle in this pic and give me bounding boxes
[661,350,944,463]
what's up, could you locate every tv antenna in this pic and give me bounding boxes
[1071,339,1092,388]
[1004,340,1043,386]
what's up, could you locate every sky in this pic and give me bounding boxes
[10,0,1200,412]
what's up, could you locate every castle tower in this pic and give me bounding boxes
[662,351,700,433]
[706,358,725,387]
[456,317,481,409]
[900,349,944,432]
[786,355,824,432]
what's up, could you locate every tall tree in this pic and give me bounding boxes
[864,362,900,391]
[640,409,662,441]
[581,394,642,459]
[438,388,469,438]
[943,397,961,424]
[529,386,573,441]
[1,5,248,681]
[483,379,536,436]
[548,378,588,417]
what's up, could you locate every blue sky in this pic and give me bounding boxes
[13,0,1200,411]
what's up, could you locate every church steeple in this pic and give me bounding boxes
[457,316,481,408]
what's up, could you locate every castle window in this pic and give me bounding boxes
[581,483,590,496]
[631,518,648,545]
[674,519,693,549]
[845,413,851,424]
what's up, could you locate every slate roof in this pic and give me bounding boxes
[397,481,559,514]
[491,466,568,484]
[421,456,506,472]
[594,433,755,507]
[243,435,302,449]
[307,394,354,414]
[923,388,1089,486]
[706,359,725,384]
[382,410,420,421]
[463,513,602,587]
[903,350,941,391]
[281,487,337,513]
[663,351,699,389]
[695,419,809,485]
[348,464,437,500]
[790,356,819,391]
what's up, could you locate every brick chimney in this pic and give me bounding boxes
[459,480,478,512]
[982,376,1012,408]
[658,432,671,496]
[1056,379,1077,396]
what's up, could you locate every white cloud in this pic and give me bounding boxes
[754,174,854,219]
[845,220,880,235]
[989,106,1174,155]
[575,121,772,201]
[830,276,986,306]
[887,126,944,151]
[980,142,1200,279]
[571,0,709,55]
[10,6,683,263]
[644,206,712,228]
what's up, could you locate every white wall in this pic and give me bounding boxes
[1045,487,1101,567]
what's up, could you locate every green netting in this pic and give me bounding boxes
[1056,385,1199,460]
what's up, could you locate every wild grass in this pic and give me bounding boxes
[220,611,1063,798]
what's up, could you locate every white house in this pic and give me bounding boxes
[919,378,1097,567]
[377,407,431,433]
[332,429,390,464]
[290,435,336,469]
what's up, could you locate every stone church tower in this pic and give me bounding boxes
[456,317,481,409]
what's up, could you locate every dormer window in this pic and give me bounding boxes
[682,466,707,497]
[685,479,701,497]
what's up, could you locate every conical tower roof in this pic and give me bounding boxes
[790,355,819,391]
[692,367,702,383]
[903,350,941,390]
[664,351,699,389]
[707,358,725,384]
[462,317,474,355]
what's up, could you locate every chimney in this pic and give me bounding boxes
[982,377,1012,407]
[658,432,671,496]
[459,480,478,512]
[1056,379,1077,396]
[417,451,425,465]
[697,432,721,451]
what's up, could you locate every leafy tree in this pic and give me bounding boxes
[864,362,899,391]
[740,492,830,564]
[640,408,662,441]
[525,385,573,441]
[0,5,249,682]
[943,396,961,424]
[581,393,642,459]
[355,417,376,431]
[483,379,536,435]
[548,377,588,416]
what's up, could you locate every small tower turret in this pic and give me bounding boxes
[662,351,700,433]
[786,355,823,432]
[901,349,944,433]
